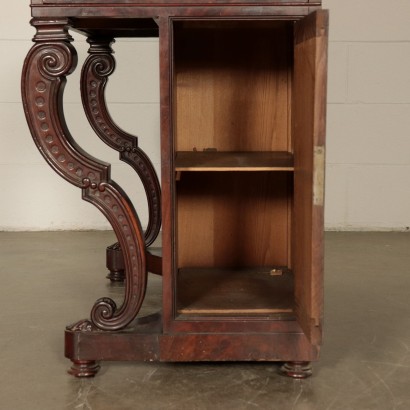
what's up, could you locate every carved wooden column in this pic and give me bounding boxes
[22,19,148,377]
[80,37,162,281]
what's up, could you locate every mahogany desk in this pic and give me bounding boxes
[22,1,328,378]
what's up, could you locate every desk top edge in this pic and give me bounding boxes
[30,1,322,26]
[32,0,320,5]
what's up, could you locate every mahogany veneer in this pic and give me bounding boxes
[22,0,328,379]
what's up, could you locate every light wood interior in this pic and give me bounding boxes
[177,267,294,317]
[174,20,293,152]
[176,172,291,268]
[175,151,294,172]
[173,20,297,317]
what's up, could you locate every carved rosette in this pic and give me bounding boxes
[22,20,147,331]
[81,38,161,247]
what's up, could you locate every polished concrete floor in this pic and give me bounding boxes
[0,231,410,409]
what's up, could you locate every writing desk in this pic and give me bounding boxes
[22,0,328,378]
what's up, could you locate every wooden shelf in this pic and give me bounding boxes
[177,267,294,317]
[175,151,294,172]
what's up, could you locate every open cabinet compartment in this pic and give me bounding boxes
[170,12,327,345]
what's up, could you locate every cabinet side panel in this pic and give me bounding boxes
[292,10,328,345]
[160,17,174,332]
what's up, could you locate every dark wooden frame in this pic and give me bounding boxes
[22,0,328,379]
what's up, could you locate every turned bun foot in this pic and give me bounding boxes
[68,360,100,378]
[280,361,312,379]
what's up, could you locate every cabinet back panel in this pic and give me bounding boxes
[174,21,293,152]
[177,172,291,268]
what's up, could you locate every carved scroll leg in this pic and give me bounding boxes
[22,20,148,376]
[280,362,313,379]
[80,37,162,282]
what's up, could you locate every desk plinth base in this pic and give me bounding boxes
[65,313,319,378]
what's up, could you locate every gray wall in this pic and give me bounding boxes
[0,1,409,231]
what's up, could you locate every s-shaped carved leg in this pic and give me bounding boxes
[22,19,148,376]
[81,37,162,282]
